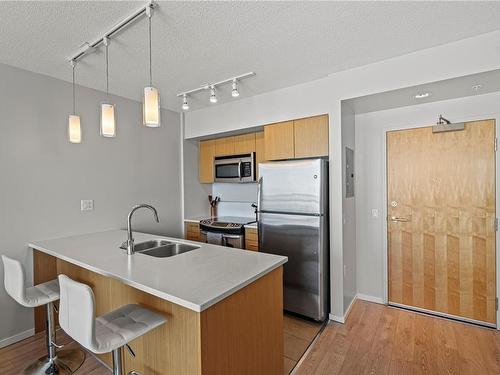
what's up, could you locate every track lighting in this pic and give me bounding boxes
[182,94,189,111]
[68,61,81,144]
[143,5,161,127]
[231,79,239,97]
[100,37,116,137]
[209,86,218,104]
[177,72,255,110]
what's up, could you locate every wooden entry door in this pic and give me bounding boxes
[387,119,496,325]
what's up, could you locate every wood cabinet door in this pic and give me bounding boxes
[294,115,329,158]
[264,121,294,160]
[233,133,256,154]
[245,228,259,251]
[387,120,496,325]
[255,131,265,179]
[185,222,201,241]
[199,140,215,183]
[215,136,235,156]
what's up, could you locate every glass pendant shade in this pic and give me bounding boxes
[68,115,81,144]
[143,86,160,127]
[100,103,116,137]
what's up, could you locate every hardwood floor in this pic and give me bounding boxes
[5,302,494,375]
[0,330,108,375]
[284,313,324,374]
[0,313,323,375]
[294,300,500,375]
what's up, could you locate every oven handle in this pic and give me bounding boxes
[238,160,242,180]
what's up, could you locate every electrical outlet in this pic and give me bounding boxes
[81,199,94,211]
[371,208,379,218]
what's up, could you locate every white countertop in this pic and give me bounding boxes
[29,230,286,312]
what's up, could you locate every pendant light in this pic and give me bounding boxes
[68,61,81,143]
[100,37,116,137]
[143,6,160,127]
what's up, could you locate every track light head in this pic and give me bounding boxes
[231,79,239,97]
[209,86,218,103]
[182,94,189,111]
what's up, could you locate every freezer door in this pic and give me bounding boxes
[258,159,327,214]
[258,212,328,321]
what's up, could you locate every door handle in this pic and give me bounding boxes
[390,216,409,222]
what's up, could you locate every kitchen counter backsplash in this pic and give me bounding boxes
[212,183,258,218]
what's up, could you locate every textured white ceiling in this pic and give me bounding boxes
[1,1,500,112]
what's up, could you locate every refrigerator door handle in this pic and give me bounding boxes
[257,177,263,214]
[258,209,323,217]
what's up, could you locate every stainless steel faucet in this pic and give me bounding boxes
[126,204,160,255]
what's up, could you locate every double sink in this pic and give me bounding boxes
[121,239,199,258]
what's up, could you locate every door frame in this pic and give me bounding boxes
[380,116,500,329]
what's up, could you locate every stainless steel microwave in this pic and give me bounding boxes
[214,152,255,183]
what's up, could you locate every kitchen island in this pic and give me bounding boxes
[30,230,287,375]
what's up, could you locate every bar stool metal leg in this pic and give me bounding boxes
[112,348,123,375]
[23,302,85,375]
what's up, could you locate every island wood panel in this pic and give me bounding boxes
[199,139,216,183]
[245,227,259,251]
[233,133,256,154]
[33,253,284,375]
[264,121,295,161]
[293,115,329,158]
[33,250,58,333]
[387,120,496,324]
[200,266,283,375]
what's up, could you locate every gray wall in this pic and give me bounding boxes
[341,102,356,314]
[182,138,211,219]
[0,63,182,345]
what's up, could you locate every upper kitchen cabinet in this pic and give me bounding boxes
[199,139,216,183]
[214,136,235,156]
[233,133,256,154]
[294,115,329,158]
[264,121,295,160]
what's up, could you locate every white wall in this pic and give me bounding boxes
[341,102,356,313]
[0,63,183,346]
[355,91,500,320]
[212,183,258,218]
[184,30,500,320]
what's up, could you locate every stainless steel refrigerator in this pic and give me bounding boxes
[257,158,329,321]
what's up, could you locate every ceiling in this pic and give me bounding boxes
[346,69,500,114]
[1,1,500,112]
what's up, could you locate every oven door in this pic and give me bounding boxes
[214,153,255,183]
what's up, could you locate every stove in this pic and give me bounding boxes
[199,216,257,248]
[199,216,256,235]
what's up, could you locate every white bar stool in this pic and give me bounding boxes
[58,274,166,375]
[1,255,85,374]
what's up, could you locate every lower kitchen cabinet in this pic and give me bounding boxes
[185,222,201,241]
[245,227,259,251]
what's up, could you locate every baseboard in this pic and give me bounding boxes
[328,293,385,324]
[356,293,384,305]
[0,328,34,348]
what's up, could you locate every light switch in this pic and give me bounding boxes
[81,199,94,211]
[371,208,379,218]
